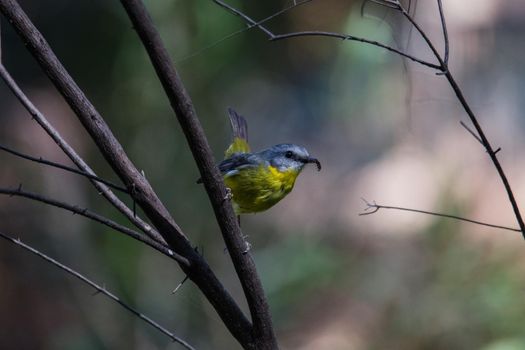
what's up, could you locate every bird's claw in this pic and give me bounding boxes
[241,234,251,254]
[223,187,233,202]
[242,241,252,255]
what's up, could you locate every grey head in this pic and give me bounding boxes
[258,143,321,172]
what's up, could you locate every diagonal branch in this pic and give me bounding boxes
[0,63,161,243]
[119,0,277,348]
[0,230,196,350]
[0,143,128,193]
[0,0,254,347]
[0,186,188,265]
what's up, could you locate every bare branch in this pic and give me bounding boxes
[119,0,274,347]
[397,5,445,72]
[0,230,196,350]
[360,198,520,233]
[460,121,485,147]
[437,0,449,65]
[172,275,190,294]
[272,31,441,70]
[394,1,525,237]
[0,143,128,193]
[0,63,162,243]
[0,186,189,265]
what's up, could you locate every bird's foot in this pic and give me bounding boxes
[242,234,251,255]
[223,187,233,202]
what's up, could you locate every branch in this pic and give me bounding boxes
[436,0,449,65]
[0,1,254,347]
[213,0,275,38]
[213,0,441,70]
[0,185,189,265]
[459,121,483,145]
[0,230,196,350]
[396,3,525,237]
[119,0,276,348]
[0,143,128,193]
[176,0,313,63]
[271,31,441,69]
[360,198,521,233]
[443,72,525,236]
[363,0,401,11]
[0,63,161,243]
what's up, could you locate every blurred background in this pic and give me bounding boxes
[1,0,525,349]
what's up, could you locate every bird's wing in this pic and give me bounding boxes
[224,108,250,159]
[219,153,260,177]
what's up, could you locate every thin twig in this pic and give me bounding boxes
[177,0,313,63]
[0,230,196,350]
[213,0,275,38]
[460,121,482,145]
[0,186,189,266]
[172,275,190,294]
[359,198,520,233]
[436,0,449,65]
[0,63,162,244]
[0,143,128,193]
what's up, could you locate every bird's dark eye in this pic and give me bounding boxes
[285,151,294,159]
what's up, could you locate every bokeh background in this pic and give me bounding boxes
[1,0,525,349]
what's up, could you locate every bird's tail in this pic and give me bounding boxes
[225,108,250,158]
[228,107,248,142]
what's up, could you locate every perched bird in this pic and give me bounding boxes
[219,108,321,214]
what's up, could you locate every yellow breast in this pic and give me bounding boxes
[224,165,300,214]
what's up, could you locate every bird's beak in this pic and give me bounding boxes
[305,157,322,171]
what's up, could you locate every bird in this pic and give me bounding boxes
[218,108,321,215]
